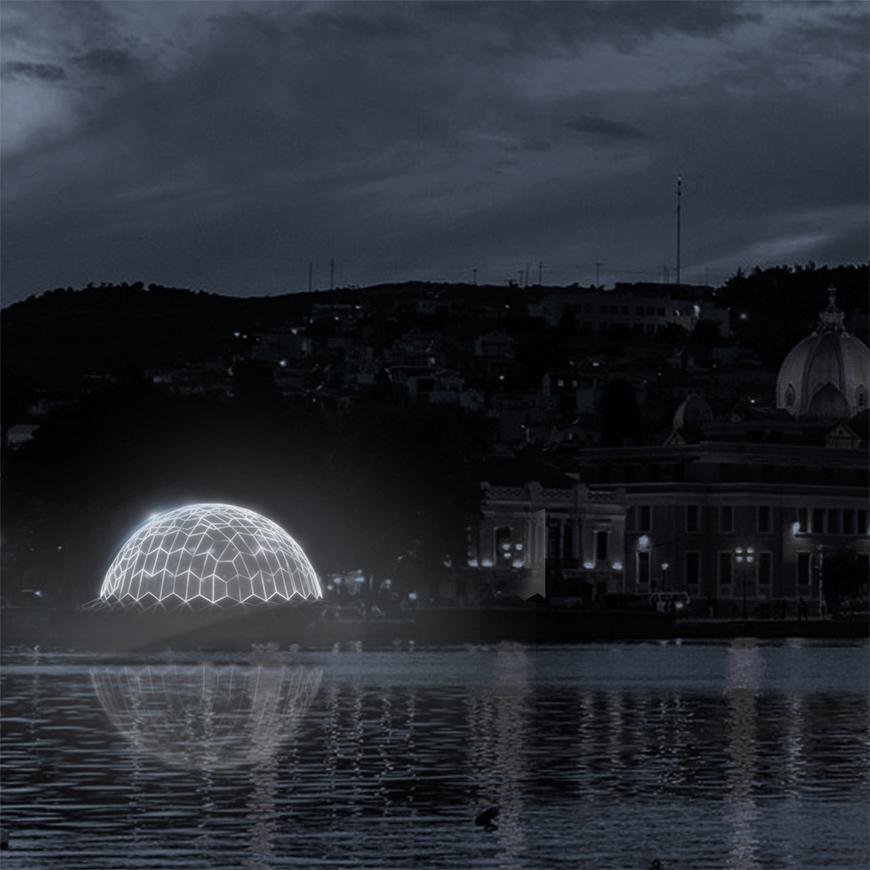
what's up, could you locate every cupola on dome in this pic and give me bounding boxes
[776,289,869,420]
[673,393,714,431]
[101,504,322,604]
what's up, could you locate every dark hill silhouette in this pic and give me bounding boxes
[3,264,867,392]
[2,279,524,390]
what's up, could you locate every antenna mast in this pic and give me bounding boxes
[675,175,682,287]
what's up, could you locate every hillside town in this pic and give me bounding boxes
[3,268,868,621]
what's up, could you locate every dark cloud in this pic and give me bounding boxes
[1,60,65,81]
[566,115,648,143]
[0,1,867,300]
[72,47,138,76]
[421,1,763,55]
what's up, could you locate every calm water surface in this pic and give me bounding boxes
[1,641,868,869]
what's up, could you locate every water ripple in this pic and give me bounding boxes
[1,642,868,869]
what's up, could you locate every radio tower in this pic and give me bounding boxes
[675,175,682,287]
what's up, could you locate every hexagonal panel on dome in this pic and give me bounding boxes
[100,504,322,605]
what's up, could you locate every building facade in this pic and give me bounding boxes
[574,442,868,616]
[472,441,868,615]
[472,481,627,601]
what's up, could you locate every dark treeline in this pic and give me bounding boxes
[719,263,868,368]
[2,373,490,604]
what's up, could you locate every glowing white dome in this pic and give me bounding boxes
[101,503,322,604]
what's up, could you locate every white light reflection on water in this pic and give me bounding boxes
[1,642,868,869]
[724,638,762,870]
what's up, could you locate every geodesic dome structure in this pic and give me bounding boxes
[100,504,322,604]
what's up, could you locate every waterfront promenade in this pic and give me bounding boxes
[2,604,866,651]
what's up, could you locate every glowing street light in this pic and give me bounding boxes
[734,546,755,619]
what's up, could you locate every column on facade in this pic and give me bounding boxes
[572,518,582,564]
[580,521,595,570]
[527,510,547,596]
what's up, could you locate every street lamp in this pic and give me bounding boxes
[661,561,670,592]
[735,546,755,620]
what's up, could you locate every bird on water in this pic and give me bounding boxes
[474,806,499,831]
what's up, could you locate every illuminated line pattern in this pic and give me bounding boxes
[101,504,322,604]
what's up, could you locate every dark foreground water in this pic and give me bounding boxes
[1,641,868,870]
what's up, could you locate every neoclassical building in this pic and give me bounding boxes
[470,290,869,614]
[474,481,626,600]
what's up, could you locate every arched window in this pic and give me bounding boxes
[785,384,795,407]
[857,386,867,409]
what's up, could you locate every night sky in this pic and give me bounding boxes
[2,1,867,303]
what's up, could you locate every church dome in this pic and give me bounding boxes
[775,289,869,419]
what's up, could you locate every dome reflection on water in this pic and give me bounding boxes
[91,663,322,771]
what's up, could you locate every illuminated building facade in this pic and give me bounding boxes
[474,441,868,614]
[472,481,627,600]
[576,442,868,616]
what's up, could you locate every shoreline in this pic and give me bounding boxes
[1,605,866,651]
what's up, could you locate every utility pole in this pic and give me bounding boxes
[308,261,313,293]
[472,267,478,286]
[524,262,530,287]
[330,258,335,291]
[538,260,543,285]
[676,175,682,287]
[517,270,523,287]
